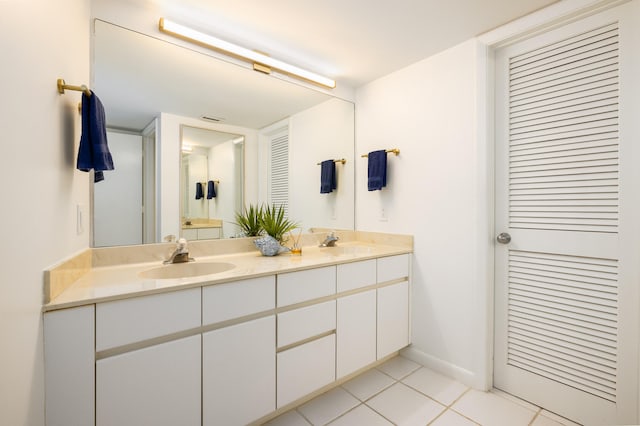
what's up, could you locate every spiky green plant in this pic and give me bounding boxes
[260,204,298,244]
[234,204,264,237]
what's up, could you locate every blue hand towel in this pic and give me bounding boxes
[195,182,204,200]
[367,150,387,191]
[77,91,114,183]
[320,160,337,194]
[207,180,216,199]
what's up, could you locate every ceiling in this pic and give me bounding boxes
[144,0,559,88]
[95,0,559,130]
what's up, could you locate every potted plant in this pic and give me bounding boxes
[234,204,263,237]
[260,204,298,244]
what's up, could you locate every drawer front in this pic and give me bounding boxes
[277,334,336,408]
[203,276,275,325]
[377,254,410,283]
[96,288,201,351]
[277,266,336,307]
[277,301,336,348]
[337,259,376,293]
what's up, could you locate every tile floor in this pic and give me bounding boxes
[263,355,581,426]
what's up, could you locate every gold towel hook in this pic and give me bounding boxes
[57,78,91,97]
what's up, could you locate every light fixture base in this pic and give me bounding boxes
[253,63,272,74]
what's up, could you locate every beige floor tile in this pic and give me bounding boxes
[402,367,469,406]
[377,355,421,380]
[263,409,311,426]
[430,409,479,426]
[297,387,360,425]
[342,368,396,401]
[367,382,446,426]
[328,404,393,426]
[451,389,537,426]
[532,410,582,426]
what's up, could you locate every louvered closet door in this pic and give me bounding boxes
[494,3,640,425]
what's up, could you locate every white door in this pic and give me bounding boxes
[494,3,640,425]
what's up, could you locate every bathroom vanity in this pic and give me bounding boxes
[43,231,412,426]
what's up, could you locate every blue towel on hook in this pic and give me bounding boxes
[367,150,387,191]
[320,160,337,194]
[207,180,216,199]
[77,91,114,183]
[195,182,204,200]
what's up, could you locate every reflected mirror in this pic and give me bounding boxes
[180,127,244,240]
[92,19,354,247]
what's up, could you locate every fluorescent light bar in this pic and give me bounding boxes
[159,18,336,89]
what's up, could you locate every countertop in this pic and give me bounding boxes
[44,241,412,312]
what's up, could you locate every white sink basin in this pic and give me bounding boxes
[139,262,235,279]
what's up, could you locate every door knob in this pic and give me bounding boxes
[496,232,511,244]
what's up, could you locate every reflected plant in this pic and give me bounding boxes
[234,204,264,237]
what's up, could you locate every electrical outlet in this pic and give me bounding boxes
[380,207,388,222]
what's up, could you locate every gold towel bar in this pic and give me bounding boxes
[57,78,91,97]
[316,159,347,165]
[361,148,400,158]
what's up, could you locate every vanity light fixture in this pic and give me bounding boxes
[158,18,336,89]
[181,143,193,153]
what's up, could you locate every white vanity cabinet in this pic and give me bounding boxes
[336,260,377,379]
[202,276,276,425]
[44,248,412,426]
[276,267,337,408]
[377,255,410,359]
[96,335,201,426]
[94,288,202,426]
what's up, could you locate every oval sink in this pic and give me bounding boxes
[139,262,235,280]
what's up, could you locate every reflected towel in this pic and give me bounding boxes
[195,182,204,200]
[77,91,114,183]
[207,180,216,199]
[367,150,387,191]
[320,160,337,194]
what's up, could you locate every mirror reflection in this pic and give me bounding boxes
[92,20,355,247]
[180,127,244,240]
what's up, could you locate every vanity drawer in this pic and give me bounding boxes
[277,266,336,307]
[377,254,410,283]
[203,276,275,325]
[277,334,336,408]
[96,288,201,351]
[197,227,220,240]
[337,259,376,293]
[277,300,336,348]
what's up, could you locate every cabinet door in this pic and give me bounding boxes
[44,306,95,426]
[337,290,377,379]
[96,335,201,426]
[203,316,275,425]
[377,281,410,359]
[277,334,336,408]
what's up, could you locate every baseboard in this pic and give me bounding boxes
[400,346,488,390]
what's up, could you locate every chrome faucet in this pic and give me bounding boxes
[319,232,339,247]
[164,238,194,264]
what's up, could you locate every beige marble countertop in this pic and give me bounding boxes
[44,236,412,312]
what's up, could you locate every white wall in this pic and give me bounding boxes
[0,1,91,424]
[355,39,491,387]
[289,98,355,231]
[209,140,241,237]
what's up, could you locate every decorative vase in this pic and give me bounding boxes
[254,235,289,256]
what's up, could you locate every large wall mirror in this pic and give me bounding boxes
[92,20,355,247]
